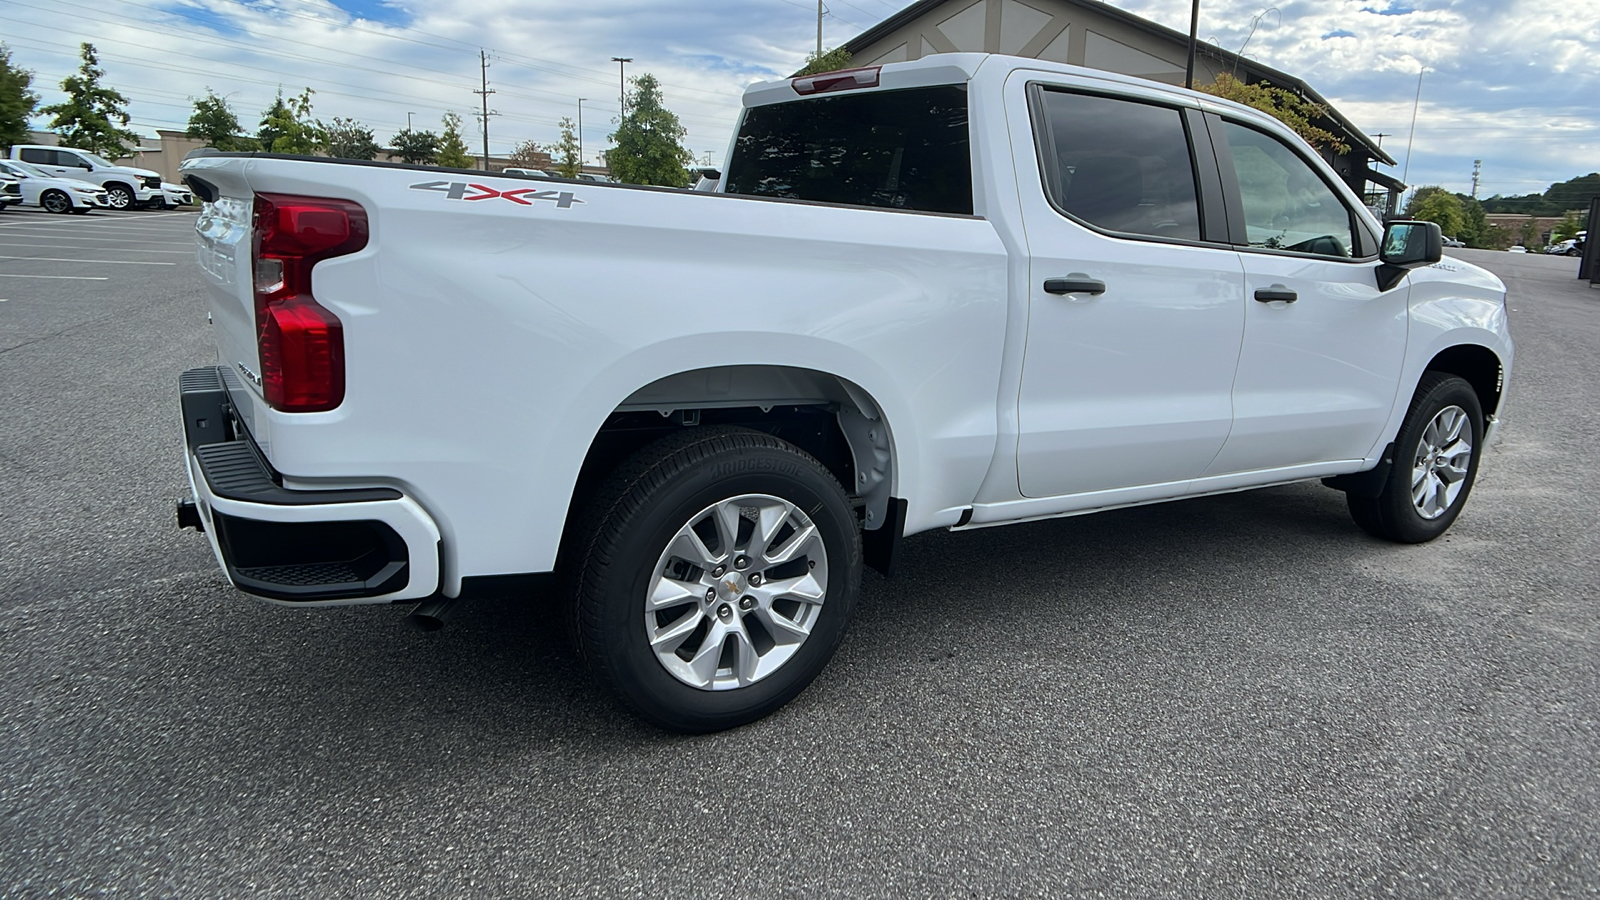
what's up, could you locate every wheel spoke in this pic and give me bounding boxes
[649,608,704,651]
[648,577,701,611]
[711,500,745,556]
[764,524,821,566]
[752,500,793,560]
[685,621,729,684]
[663,529,721,570]
[730,628,761,685]
[753,604,812,645]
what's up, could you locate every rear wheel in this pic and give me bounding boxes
[1347,372,1484,543]
[570,427,861,733]
[41,190,73,214]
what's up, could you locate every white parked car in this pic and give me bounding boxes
[158,181,194,208]
[1507,245,1528,253]
[178,53,1514,732]
[0,159,111,213]
[9,145,163,210]
[1545,239,1581,256]
[0,174,19,211]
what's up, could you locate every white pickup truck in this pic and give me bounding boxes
[176,54,1512,732]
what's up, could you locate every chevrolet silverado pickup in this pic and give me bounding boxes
[176,54,1513,732]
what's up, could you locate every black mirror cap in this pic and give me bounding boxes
[1381,220,1443,268]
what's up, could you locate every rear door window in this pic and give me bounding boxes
[19,148,54,165]
[1034,90,1202,241]
[724,85,972,215]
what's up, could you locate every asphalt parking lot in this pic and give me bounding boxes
[2,214,1597,897]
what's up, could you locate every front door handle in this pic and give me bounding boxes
[1044,276,1107,296]
[1254,286,1298,303]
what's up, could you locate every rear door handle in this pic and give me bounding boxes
[1044,276,1107,296]
[1254,287,1298,303]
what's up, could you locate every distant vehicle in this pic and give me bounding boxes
[500,167,555,178]
[1507,245,1528,253]
[1442,236,1465,248]
[158,181,194,208]
[8,145,163,210]
[0,158,111,214]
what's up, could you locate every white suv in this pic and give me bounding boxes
[9,145,163,210]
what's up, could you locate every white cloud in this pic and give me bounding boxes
[7,0,1596,194]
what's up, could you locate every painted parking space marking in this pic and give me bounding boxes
[0,234,193,247]
[0,255,177,265]
[0,273,110,280]
[0,242,193,254]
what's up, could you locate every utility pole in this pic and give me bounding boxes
[577,98,587,170]
[817,0,824,57]
[612,57,633,117]
[406,111,415,131]
[1401,66,1425,190]
[1471,159,1482,199]
[475,49,497,170]
[1184,0,1200,89]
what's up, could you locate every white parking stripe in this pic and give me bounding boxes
[0,213,197,229]
[0,233,192,246]
[0,255,176,266]
[0,242,193,253]
[0,273,109,280]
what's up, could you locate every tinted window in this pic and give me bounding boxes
[724,85,972,215]
[1220,121,1355,258]
[1036,90,1201,241]
[19,148,52,165]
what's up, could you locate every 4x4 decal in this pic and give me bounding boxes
[409,180,584,209]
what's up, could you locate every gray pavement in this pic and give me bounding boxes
[1,214,1596,897]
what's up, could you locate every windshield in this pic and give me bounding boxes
[3,160,51,179]
[77,151,118,167]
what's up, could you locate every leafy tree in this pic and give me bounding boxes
[187,89,257,151]
[435,111,475,168]
[1516,218,1540,250]
[552,117,581,178]
[1198,73,1348,154]
[1553,210,1584,242]
[322,117,380,160]
[1404,186,1466,240]
[391,127,439,165]
[508,138,548,169]
[257,88,323,154]
[1458,196,1489,248]
[606,73,693,188]
[0,43,40,152]
[1545,173,1600,211]
[39,43,140,158]
[796,47,852,76]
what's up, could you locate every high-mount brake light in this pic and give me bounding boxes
[791,66,882,96]
[251,193,368,412]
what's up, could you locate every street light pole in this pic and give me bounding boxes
[611,57,633,117]
[406,111,414,131]
[1184,0,1200,90]
[1401,66,1426,194]
[577,98,587,170]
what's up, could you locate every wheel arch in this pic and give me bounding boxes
[564,364,905,572]
[1425,343,1505,418]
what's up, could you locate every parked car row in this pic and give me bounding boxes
[0,145,192,213]
[1545,231,1586,256]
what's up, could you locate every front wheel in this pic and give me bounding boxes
[570,427,862,733]
[104,184,133,210]
[1347,372,1484,543]
[42,190,73,214]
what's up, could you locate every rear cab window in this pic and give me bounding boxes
[723,85,973,215]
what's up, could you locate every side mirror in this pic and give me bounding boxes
[1381,220,1443,267]
[1377,220,1443,291]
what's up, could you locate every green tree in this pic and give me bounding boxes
[552,117,580,177]
[322,117,380,160]
[796,47,852,76]
[1544,173,1600,211]
[0,44,40,152]
[435,111,475,168]
[1458,196,1489,248]
[257,88,323,154]
[390,127,439,165]
[1516,218,1540,250]
[1404,186,1466,240]
[606,73,693,187]
[1553,209,1584,242]
[39,43,140,158]
[186,89,257,151]
[1198,73,1348,154]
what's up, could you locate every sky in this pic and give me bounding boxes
[4,0,1597,198]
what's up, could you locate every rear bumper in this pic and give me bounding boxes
[178,366,441,605]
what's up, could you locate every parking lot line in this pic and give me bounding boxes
[0,255,176,266]
[0,273,109,280]
[0,242,193,254]
[0,232,191,244]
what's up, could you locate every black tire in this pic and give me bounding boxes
[41,190,73,214]
[569,426,862,733]
[104,184,133,210]
[1347,372,1484,543]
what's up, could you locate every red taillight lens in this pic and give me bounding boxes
[252,193,368,412]
[791,65,881,95]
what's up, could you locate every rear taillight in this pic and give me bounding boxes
[252,193,368,412]
[791,66,881,95]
